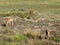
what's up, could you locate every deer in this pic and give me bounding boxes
[26,9,37,20]
[3,16,19,27]
[29,9,37,15]
[24,9,40,22]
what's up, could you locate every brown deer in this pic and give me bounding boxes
[4,16,19,26]
[29,9,37,15]
[26,9,37,19]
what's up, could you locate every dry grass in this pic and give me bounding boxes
[0,0,60,45]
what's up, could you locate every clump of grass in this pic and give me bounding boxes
[0,12,29,18]
[0,40,21,45]
[10,34,27,42]
[23,29,33,38]
[37,41,43,45]
[23,28,41,39]
[51,36,60,42]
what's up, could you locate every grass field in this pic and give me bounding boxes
[0,0,60,13]
[0,0,60,45]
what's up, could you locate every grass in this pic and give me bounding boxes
[0,41,21,45]
[10,34,27,41]
[0,0,60,45]
[0,0,60,13]
[0,0,60,21]
[0,34,27,45]
[51,36,60,42]
[0,11,60,22]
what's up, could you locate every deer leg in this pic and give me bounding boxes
[11,21,13,26]
[6,21,9,26]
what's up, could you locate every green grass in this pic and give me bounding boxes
[51,36,60,42]
[0,34,27,45]
[10,34,27,41]
[0,41,21,45]
[0,0,60,21]
[0,0,60,13]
